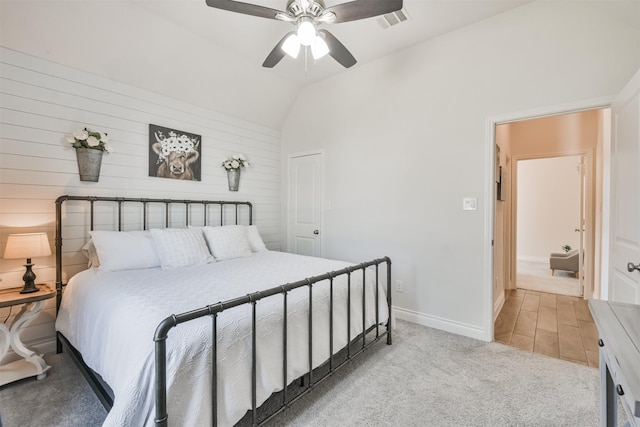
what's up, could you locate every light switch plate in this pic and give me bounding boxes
[463,197,477,211]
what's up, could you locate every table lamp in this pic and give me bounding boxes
[3,232,52,293]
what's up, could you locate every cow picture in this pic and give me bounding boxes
[149,124,201,181]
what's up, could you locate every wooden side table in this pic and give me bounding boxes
[0,284,55,386]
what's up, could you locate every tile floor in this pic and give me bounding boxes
[495,289,599,367]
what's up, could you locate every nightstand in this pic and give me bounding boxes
[0,284,55,386]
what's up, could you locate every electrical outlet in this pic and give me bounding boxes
[395,280,403,293]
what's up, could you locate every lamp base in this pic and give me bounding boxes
[20,284,39,294]
[20,261,39,294]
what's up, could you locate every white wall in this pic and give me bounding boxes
[280,1,640,340]
[517,156,581,262]
[0,0,297,130]
[0,48,281,357]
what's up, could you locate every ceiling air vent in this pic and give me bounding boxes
[377,8,409,29]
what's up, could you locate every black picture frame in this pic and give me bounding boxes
[495,145,501,183]
[148,124,202,181]
[497,166,505,201]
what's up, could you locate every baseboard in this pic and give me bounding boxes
[394,306,488,341]
[1,336,57,364]
[493,291,505,322]
[517,256,548,264]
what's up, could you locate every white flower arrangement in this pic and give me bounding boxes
[66,127,114,153]
[154,131,199,162]
[222,154,249,171]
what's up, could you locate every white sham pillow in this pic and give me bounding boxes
[202,225,252,261]
[81,239,100,268]
[90,230,161,271]
[245,225,267,252]
[150,228,214,269]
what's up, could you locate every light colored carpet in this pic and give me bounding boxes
[0,352,107,427]
[270,321,603,426]
[0,320,611,426]
[517,260,581,296]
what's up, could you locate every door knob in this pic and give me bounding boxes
[313,230,319,235]
[627,262,640,273]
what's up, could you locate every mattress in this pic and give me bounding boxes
[56,250,388,426]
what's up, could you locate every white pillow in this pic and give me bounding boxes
[202,225,252,261]
[245,225,267,252]
[90,230,161,271]
[81,239,100,268]
[150,228,214,269]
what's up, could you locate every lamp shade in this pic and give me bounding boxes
[3,233,52,259]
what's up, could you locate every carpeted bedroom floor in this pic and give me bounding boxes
[0,320,625,426]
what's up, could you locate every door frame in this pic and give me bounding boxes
[484,96,613,342]
[286,149,325,257]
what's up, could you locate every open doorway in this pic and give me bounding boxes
[492,108,609,366]
[516,155,584,297]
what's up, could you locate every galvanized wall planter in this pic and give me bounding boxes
[75,147,103,182]
[227,169,241,191]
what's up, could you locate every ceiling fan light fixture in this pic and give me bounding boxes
[311,36,329,60]
[297,19,316,46]
[282,33,301,58]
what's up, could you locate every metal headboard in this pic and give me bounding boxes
[54,195,253,314]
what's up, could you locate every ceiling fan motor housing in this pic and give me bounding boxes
[287,0,326,19]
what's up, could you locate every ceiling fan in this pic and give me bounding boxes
[205,0,403,68]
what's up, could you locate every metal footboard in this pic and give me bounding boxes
[154,257,392,427]
[53,194,391,426]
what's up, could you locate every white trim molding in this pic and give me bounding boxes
[493,290,505,322]
[394,306,488,342]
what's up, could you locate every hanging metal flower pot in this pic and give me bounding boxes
[75,147,103,182]
[222,154,249,192]
[227,169,241,191]
[67,127,113,182]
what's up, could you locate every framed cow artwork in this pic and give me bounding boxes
[149,124,202,181]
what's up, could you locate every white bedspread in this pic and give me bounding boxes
[56,251,388,426]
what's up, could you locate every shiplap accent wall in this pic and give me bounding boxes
[0,47,281,356]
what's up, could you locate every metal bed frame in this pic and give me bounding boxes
[54,195,392,427]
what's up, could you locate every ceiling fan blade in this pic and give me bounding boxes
[205,0,285,20]
[325,0,403,23]
[318,30,356,68]
[262,32,295,68]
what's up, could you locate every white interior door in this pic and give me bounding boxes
[609,69,640,304]
[288,152,323,257]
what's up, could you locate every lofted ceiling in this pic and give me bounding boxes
[136,0,640,91]
[135,0,538,88]
[8,0,631,128]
